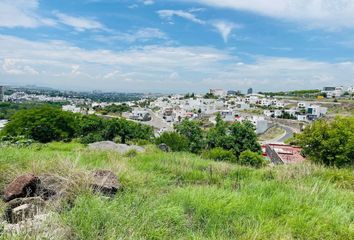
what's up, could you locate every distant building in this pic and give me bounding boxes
[321,86,344,98]
[227,90,238,96]
[0,86,4,102]
[130,110,151,121]
[247,88,253,95]
[209,89,226,97]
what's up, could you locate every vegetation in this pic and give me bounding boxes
[201,147,236,162]
[206,114,261,159]
[203,92,218,99]
[0,143,353,239]
[239,150,266,168]
[99,103,132,115]
[293,116,354,167]
[175,120,205,153]
[1,107,154,144]
[259,89,321,98]
[0,102,65,119]
[155,132,189,152]
[173,115,261,161]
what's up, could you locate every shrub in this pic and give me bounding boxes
[201,148,236,162]
[239,150,265,168]
[155,132,189,152]
[294,116,354,167]
[80,133,104,144]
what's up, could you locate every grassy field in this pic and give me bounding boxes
[0,142,353,239]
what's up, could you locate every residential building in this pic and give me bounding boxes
[263,144,305,165]
[307,105,327,120]
[321,86,344,98]
[62,105,81,113]
[130,110,151,121]
[0,86,4,102]
[209,89,226,97]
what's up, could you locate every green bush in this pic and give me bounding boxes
[80,133,104,144]
[155,132,189,152]
[201,147,236,162]
[239,150,265,168]
[294,116,354,167]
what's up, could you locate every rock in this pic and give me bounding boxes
[1,212,71,240]
[91,170,120,196]
[158,143,170,152]
[36,174,68,200]
[3,174,40,202]
[88,141,144,154]
[4,197,46,224]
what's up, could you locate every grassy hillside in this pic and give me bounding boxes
[0,143,353,239]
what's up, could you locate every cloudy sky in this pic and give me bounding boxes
[1,0,354,93]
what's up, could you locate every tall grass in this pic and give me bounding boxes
[0,142,353,239]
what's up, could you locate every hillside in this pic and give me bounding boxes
[0,143,353,239]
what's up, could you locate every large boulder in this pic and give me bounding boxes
[3,174,40,202]
[88,141,144,154]
[91,170,120,196]
[36,174,68,200]
[4,197,46,224]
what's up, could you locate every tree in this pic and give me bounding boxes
[239,150,265,168]
[175,120,205,153]
[1,107,77,143]
[294,117,354,167]
[206,116,261,159]
[0,107,154,144]
[206,113,228,149]
[155,132,189,152]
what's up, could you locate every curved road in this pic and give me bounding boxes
[260,124,295,145]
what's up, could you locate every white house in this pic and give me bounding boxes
[298,102,309,108]
[306,105,327,120]
[62,105,81,113]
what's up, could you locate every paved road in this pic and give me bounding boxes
[260,124,295,145]
[277,125,295,143]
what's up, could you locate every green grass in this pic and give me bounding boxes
[0,142,353,239]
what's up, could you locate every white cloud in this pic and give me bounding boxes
[95,28,168,43]
[54,12,105,31]
[158,9,241,43]
[211,20,241,43]
[143,0,155,5]
[190,0,354,30]
[158,10,206,24]
[2,58,39,75]
[0,34,353,92]
[0,0,55,28]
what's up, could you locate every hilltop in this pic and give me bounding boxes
[0,142,353,239]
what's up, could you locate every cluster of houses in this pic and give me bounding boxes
[264,102,328,122]
[321,86,354,98]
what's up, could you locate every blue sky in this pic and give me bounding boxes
[0,0,354,93]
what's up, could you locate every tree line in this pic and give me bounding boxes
[0,106,153,144]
